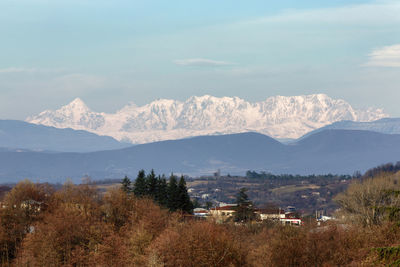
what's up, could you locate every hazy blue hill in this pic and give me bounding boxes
[300,118,400,139]
[0,120,129,152]
[0,132,286,183]
[111,132,287,172]
[294,129,398,153]
[0,130,400,183]
[288,129,400,174]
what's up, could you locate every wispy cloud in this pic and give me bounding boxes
[365,44,400,67]
[53,73,106,90]
[0,67,65,74]
[244,1,400,25]
[0,67,38,73]
[174,58,234,67]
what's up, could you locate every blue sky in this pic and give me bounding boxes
[1,0,400,118]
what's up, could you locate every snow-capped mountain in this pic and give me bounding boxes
[26,94,388,144]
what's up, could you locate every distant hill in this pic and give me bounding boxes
[301,118,400,139]
[0,120,129,152]
[288,129,400,174]
[0,130,399,183]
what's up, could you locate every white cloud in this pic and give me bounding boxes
[174,58,234,67]
[365,44,400,67]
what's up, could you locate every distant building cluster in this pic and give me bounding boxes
[193,204,303,226]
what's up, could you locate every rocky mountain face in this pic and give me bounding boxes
[26,94,388,144]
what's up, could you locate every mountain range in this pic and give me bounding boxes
[26,94,388,144]
[0,94,397,183]
[1,130,400,183]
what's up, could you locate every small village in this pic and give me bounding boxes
[193,204,303,226]
[186,172,351,219]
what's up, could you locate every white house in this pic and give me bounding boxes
[256,208,286,221]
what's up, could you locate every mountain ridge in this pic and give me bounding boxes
[27,94,388,144]
[300,118,400,140]
[0,120,129,152]
[0,129,399,183]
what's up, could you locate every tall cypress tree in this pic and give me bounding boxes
[177,176,193,214]
[121,175,131,193]
[156,175,168,207]
[167,174,179,211]
[233,188,256,222]
[146,169,158,199]
[133,170,147,197]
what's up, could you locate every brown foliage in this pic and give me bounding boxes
[247,222,400,267]
[14,182,116,266]
[0,180,54,263]
[53,181,102,218]
[335,172,400,226]
[15,186,172,266]
[102,187,136,230]
[119,195,171,265]
[2,178,400,266]
[102,188,169,234]
[16,206,109,266]
[150,221,247,267]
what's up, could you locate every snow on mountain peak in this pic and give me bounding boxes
[69,97,86,106]
[26,94,389,144]
[62,97,91,113]
[27,97,105,131]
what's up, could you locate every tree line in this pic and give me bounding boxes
[121,170,193,214]
[362,161,400,178]
[246,161,400,181]
[245,170,352,180]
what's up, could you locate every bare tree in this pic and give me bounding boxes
[335,172,400,226]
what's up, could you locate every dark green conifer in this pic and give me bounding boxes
[133,170,147,197]
[192,198,201,209]
[167,174,179,211]
[146,169,158,199]
[205,201,213,210]
[177,176,193,214]
[121,175,131,193]
[233,188,256,222]
[156,175,168,207]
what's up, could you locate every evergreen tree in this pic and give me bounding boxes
[146,169,158,199]
[192,198,201,209]
[233,188,256,222]
[205,201,213,210]
[133,170,147,197]
[177,176,193,214]
[167,174,179,211]
[155,175,168,207]
[121,176,131,193]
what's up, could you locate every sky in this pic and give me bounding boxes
[0,0,400,119]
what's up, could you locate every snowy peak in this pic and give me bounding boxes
[26,94,389,143]
[65,97,89,111]
[27,98,105,131]
[57,97,92,119]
